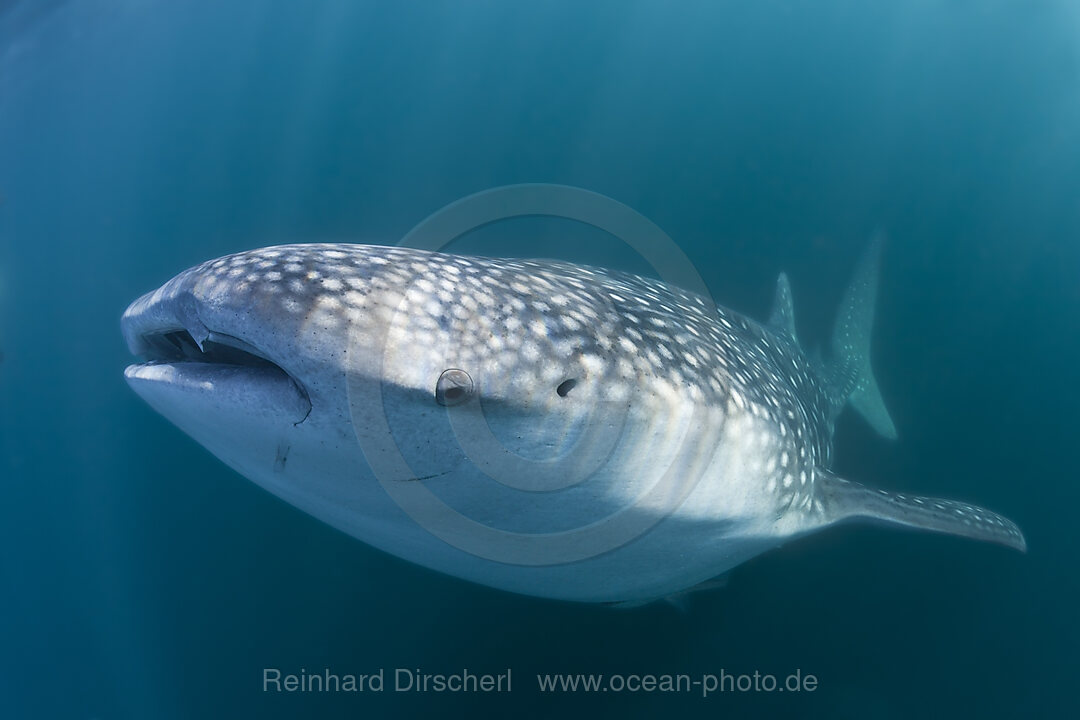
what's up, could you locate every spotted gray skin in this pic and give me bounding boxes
[122,241,1025,604]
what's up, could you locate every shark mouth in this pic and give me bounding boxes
[121,294,312,424]
[122,285,291,378]
[135,327,282,372]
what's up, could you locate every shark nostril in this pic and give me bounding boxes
[556,378,578,397]
[436,368,474,406]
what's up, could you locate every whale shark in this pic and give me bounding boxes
[121,240,1024,604]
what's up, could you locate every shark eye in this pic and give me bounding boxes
[556,378,578,397]
[435,368,474,406]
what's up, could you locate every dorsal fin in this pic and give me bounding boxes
[768,272,798,344]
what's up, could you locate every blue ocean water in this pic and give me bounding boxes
[1,1,1077,717]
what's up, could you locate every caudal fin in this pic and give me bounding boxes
[828,233,898,439]
[819,472,1027,551]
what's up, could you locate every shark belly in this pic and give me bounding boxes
[174,365,794,602]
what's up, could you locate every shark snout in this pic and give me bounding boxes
[121,273,312,428]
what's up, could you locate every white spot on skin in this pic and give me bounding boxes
[580,354,604,374]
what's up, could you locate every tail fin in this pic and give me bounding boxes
[820,472,1027,551]
[828,233,898,439]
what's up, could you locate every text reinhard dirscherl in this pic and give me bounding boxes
[263,668,511,694]
[262,668,819,697]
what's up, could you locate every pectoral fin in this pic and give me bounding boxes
[819,471,1026,551]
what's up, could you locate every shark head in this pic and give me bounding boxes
[122,244,652,485]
